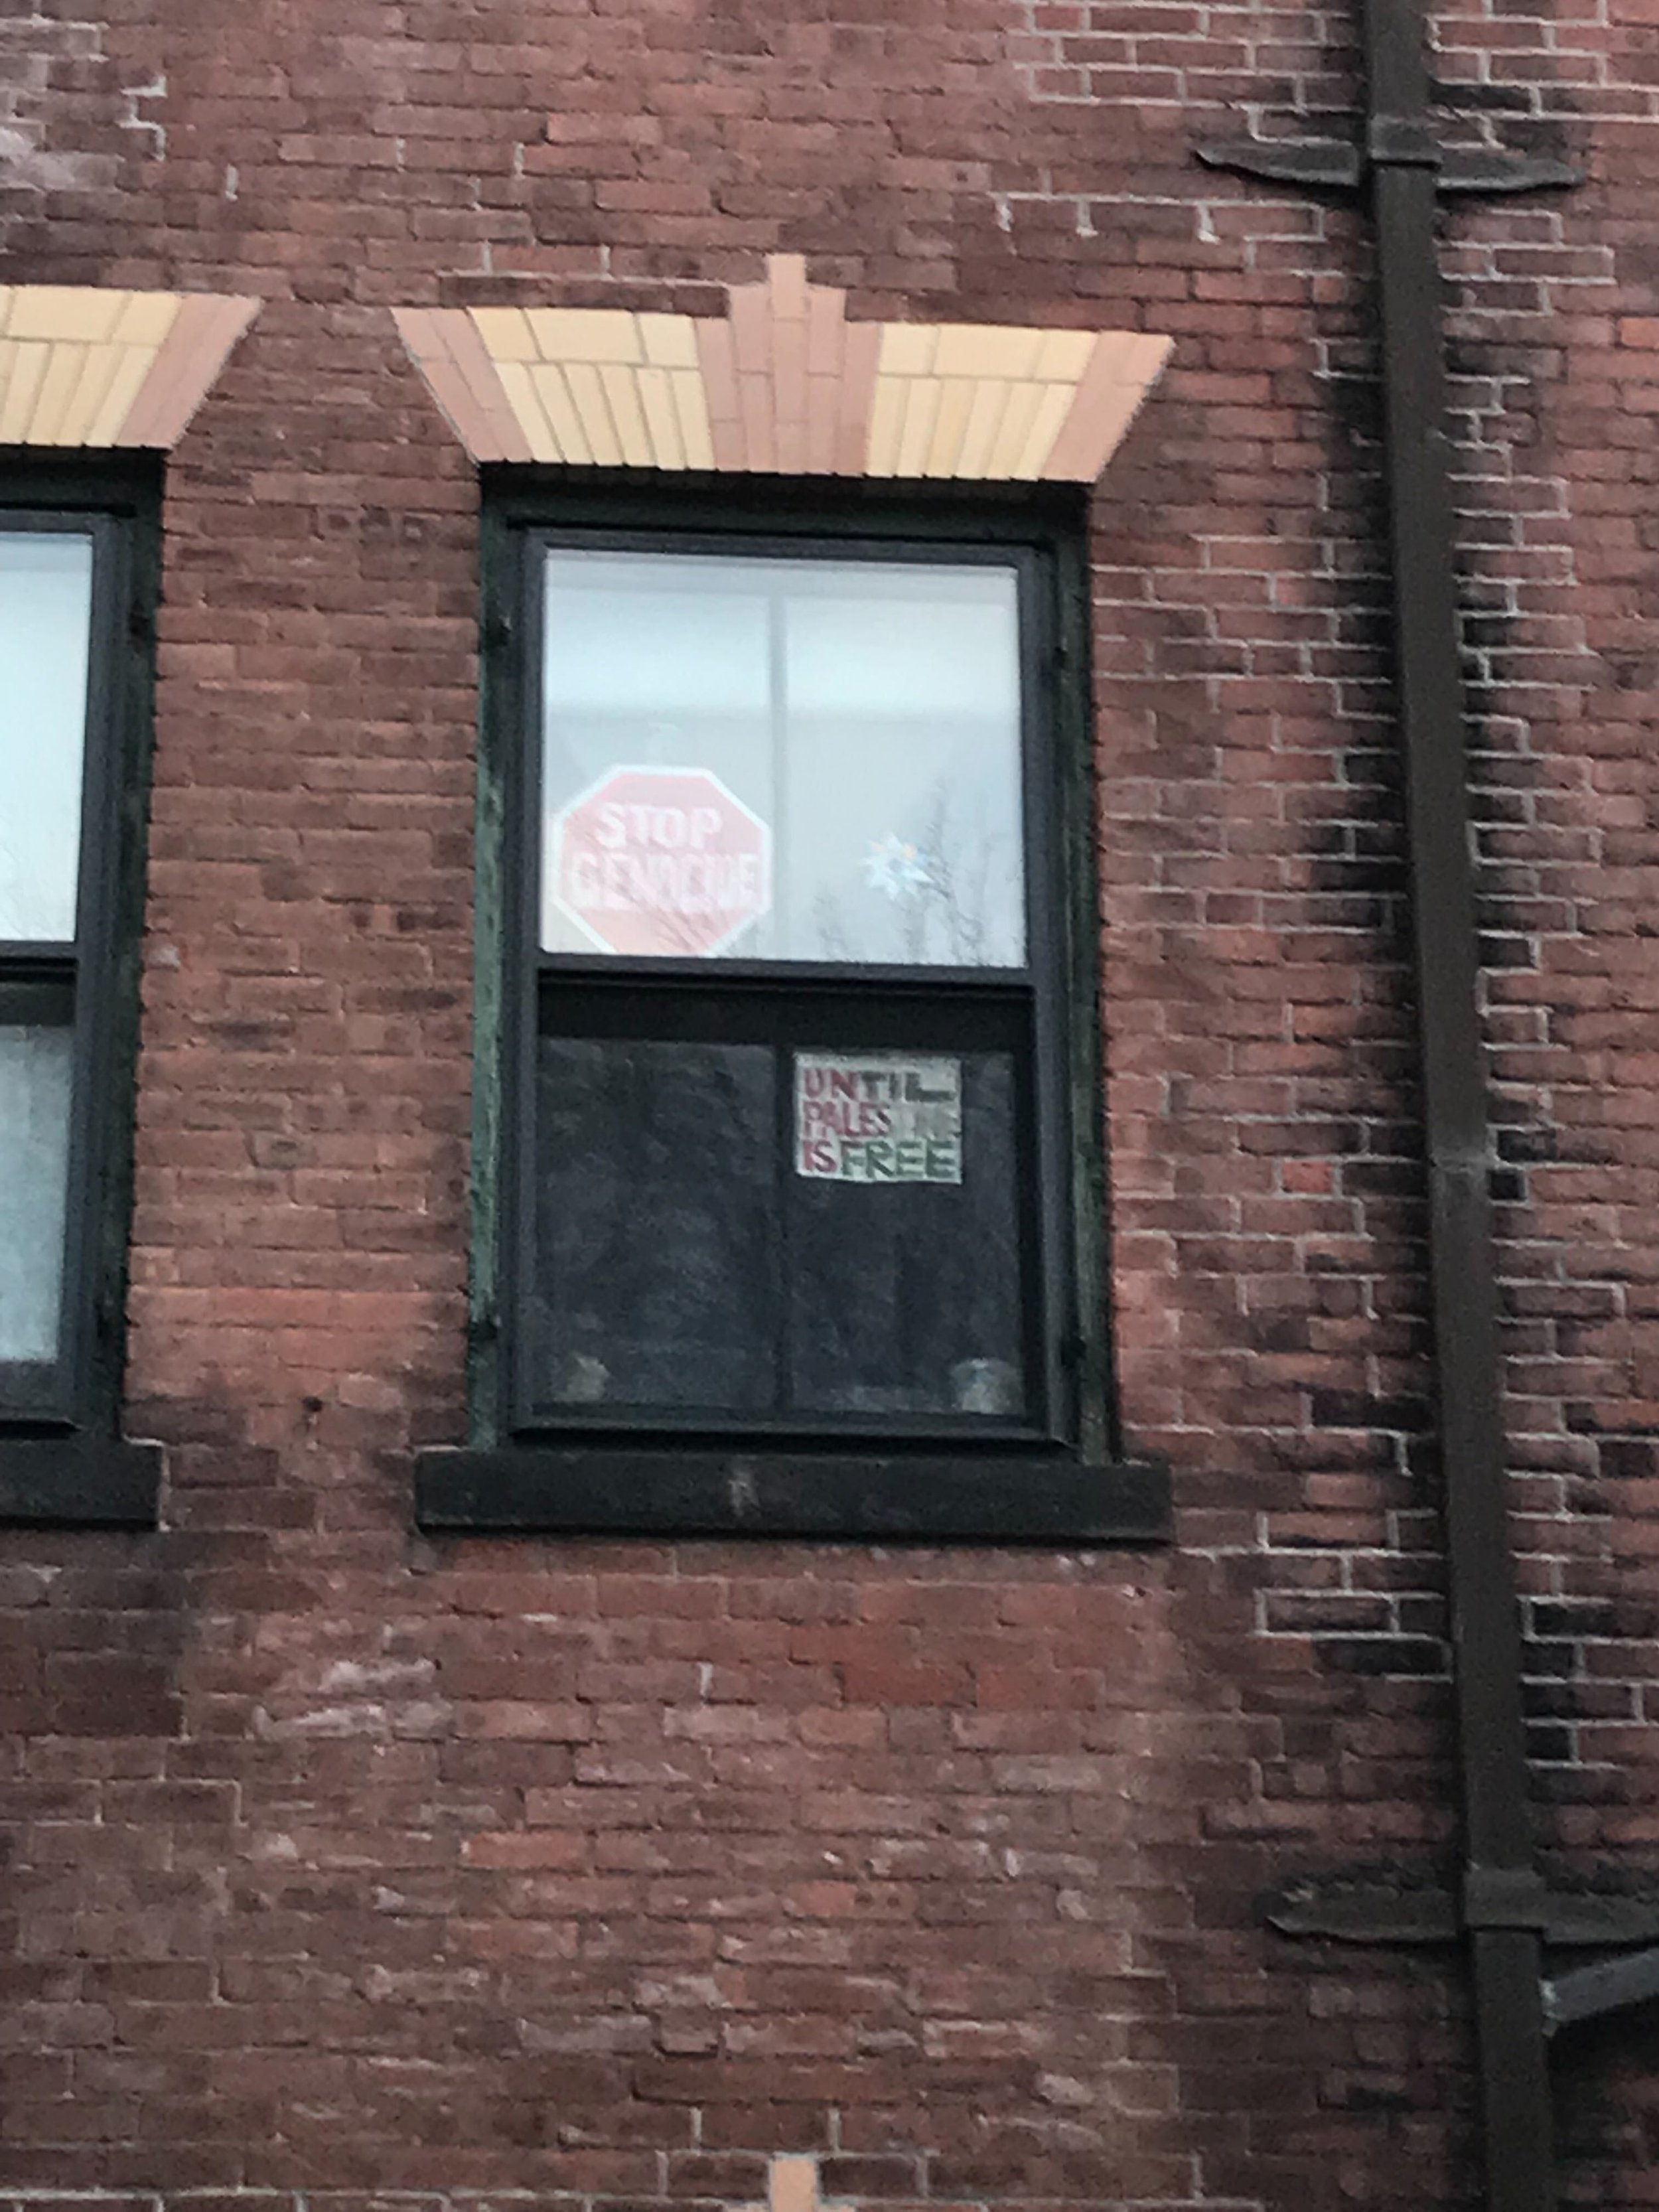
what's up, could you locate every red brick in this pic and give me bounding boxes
[0,0,1653,2206]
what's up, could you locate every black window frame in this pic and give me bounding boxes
[0,459,162,1526]
[416,475,1167,1544]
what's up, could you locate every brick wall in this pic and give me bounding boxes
[2,0,1657,2203]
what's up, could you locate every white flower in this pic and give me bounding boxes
[861,833,934,901]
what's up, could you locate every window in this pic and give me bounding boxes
[417,484,1167,1542]
[0,467,160,1524]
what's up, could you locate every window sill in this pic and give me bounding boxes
[415,1443,1169,1544]
[0,1436,163,1526]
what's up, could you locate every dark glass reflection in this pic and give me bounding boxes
[529,1039,1029,1427]
[0,1023,73,1363]
[529,1038,778,1414]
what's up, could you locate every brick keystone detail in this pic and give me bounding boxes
[392,256,1171,482]
[0,287,259,447]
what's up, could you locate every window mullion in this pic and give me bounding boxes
[536,967,1032,1047]
[771,1037,794,1420]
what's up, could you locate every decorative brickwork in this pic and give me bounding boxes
[0,287,256,445]
[395,256,1171,479]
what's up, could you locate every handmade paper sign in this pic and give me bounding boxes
[795,1052,963,1184]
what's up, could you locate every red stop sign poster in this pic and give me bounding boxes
[546,766,772,958]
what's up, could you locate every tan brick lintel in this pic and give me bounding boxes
[394,257,1172,483]
[0,287,258,448]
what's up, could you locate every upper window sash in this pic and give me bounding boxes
[525,530,1054,982]
[536,543,1031,973]
[0,522,97,947]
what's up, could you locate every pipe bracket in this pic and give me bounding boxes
[1463,1866,1551,1932]
[1197,132,1581,198]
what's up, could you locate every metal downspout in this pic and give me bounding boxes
[1358,3,1554,2205]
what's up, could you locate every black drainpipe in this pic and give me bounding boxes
[1198,3,1577,2205]
[1355,7,1555,2206]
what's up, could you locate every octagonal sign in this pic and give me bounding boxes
[546,766,772,958]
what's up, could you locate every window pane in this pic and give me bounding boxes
[541,551,1025,966]
[783,573,1023,966]
[0,534,94,941]
[0,1024,73,1363]
[528,1029,1029,1428]
[789,1049,1029,1418]
[528,1037,779,1414]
